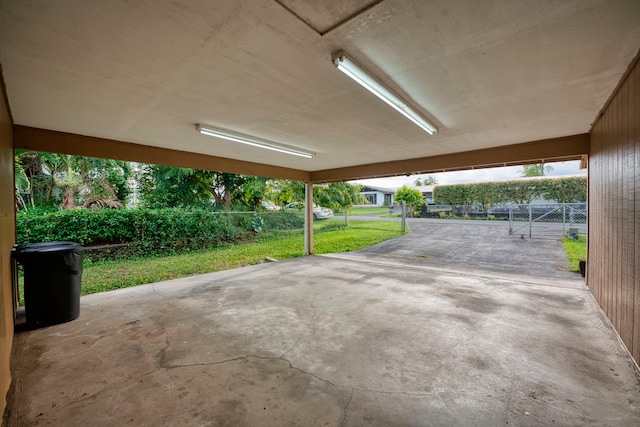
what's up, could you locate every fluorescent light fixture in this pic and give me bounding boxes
[332,51,438,135]
[196,124,315,158]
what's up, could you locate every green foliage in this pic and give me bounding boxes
[350,207,389,215]
[543,177,587,203]
[138,165,216,208]
[16,151,132,210]
[250,215,264,233]
[238,176,268,209]
[521,164,553,177]
[260,211,305,231]
[16,208,311,259]
[137,164,267,210]
[315,183,361,210]
[16,208,239,257]
[395,185,425,216]
[433,177,586,206]
[315,182,362,225]
[563,234,586,272]
[77,220,404,295]
[414,175,438,186]
[14,154,30,210]
[268,179,305,206]
[433,184,471,206]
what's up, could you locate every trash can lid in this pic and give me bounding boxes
[14,241,84,254]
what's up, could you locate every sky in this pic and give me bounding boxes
[352,160,586,189]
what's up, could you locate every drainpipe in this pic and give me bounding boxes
[304,182,314,255]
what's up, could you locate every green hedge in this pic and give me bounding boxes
[16,209,242,255]
[259,211,305,231]
[16,208,306,258]
[433,176,587,206]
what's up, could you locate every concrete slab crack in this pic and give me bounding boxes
[341,388,354,427]
[162,354,445,398]
[280,292,319,359]
[150,283,167,298]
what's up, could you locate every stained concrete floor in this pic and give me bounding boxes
[5,223,640,426]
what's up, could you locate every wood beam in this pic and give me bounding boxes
[310,134,590,183]
[13,126,590,184]
[13,126,311,182]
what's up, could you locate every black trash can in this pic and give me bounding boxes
[12,241,84,329]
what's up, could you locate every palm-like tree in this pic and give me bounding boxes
[15,151,130,210]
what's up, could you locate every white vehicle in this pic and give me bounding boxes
[260,201,280,211]
[283,202,333,220]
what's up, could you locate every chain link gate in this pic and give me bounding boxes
[508,203,587,238]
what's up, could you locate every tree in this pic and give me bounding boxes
[14,154,30,210]
[15,151,131,210]
[17,151,64,208]
[414,176,438,186]
[237,176,269,209]
[138,165,267,210]
[521,164,553,177]
[314,182,362,225]
[269,180,305,206]
[394,185,424,217]
[138,165,213,208]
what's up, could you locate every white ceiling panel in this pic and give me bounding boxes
[1,0,639,172]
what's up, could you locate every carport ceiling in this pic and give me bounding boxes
[1,0,639,175]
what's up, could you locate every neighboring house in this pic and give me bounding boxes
[358,185,395,207]
[358,184,434,206]
[411,185,434,204]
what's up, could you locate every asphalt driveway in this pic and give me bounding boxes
[341,218,579,280]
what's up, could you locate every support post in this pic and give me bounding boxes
[304,183,314,256]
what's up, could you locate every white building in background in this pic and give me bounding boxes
[358,185,435,206]
[358,185,395,207]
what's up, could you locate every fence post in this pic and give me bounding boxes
[562,204,566,236]
[401,201,407,233]
[508,205,513,235]
[529,204,532,238]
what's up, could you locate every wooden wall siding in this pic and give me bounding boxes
[0,73,15,415]
[588,57,639,365]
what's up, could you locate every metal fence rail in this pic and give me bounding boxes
[508,203,587,238]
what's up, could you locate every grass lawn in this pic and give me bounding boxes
[348,207,390,215]
[51,220,405,297]
[563,234,587,272]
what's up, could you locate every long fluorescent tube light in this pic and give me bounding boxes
[332,51,438,135]
[196,124,315,158]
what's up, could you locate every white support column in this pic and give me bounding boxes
[304,182,314,255]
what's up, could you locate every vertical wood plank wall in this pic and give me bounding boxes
[589,56,639,365]
[0,78,16,415]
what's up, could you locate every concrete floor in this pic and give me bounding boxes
[5,223,640,426]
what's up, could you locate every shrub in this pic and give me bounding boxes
[260,211,305,231]
[16,208,248,258]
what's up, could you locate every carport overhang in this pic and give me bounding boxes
[1,0,640,416]
[12,125,589,184]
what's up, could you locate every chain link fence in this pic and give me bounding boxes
[508,203,587,238]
